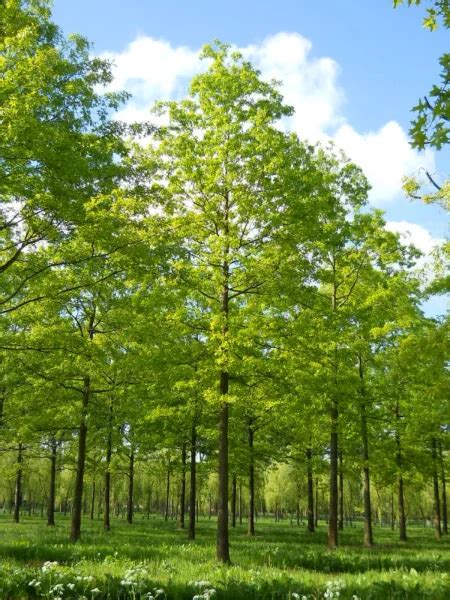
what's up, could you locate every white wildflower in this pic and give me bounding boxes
[42,561,59,573]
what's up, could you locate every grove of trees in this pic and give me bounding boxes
[0,0,448,566]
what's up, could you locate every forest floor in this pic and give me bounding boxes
[0,515,448,599]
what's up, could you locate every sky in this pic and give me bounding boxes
[52,0,448,314]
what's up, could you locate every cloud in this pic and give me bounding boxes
[243,33,345,140]
[385,220,444,279]
[334,122,435,203]
[101,32,434,204]
[385,221,443,255]
[100,37,203,125]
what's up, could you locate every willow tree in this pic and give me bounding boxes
[147,42,321,562]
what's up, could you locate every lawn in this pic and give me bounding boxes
[0,515,448,599]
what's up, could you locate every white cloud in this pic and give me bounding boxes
[385,221,442,256]
[334,121,435,203]
[101,32,434,204]
[102,37,201,101]
[242,33,345,140]
[385,220,444,279]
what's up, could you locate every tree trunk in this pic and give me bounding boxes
[231,474,237,527]
[188,425,196,540]
[90,481,96,520]
[127,450,134,525]
[47,438,57,526]
[248,425,255,536]
[306,447,314,533]
[395,403,407,542]
[391,492,395,531]
[165,468,170,523]
[432,437,442,540]
[359,356,373,546]
[315,477,319,527]
[104,404,113,531]
[338,450,344,531]
[328,395,339,547]
[239,480,243,525]
[13,443,23,524]
[217,396,230,561]
[70,375,90,542]
[439,440,448,534]
[180,443,187,529]
[217,197,230,563]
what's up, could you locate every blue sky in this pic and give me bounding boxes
[52,0,448,314]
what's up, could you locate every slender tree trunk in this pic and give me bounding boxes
[127,450,134,525]
[188,425,196,539]
[328,276,339,548]
[338,450,344,531]
[104,403,113,531]
[90,481,96,520]
[180,443,187,529]
[239,480,243,525]
[47,438,57,526]
[438,440,448,534]
[391,492,395,531]
[164,468,170,522]
[328,394,339,547]
[13,443,23,524]
[217,195,230,563]
[359,356,373,546]
[217,395,230,561]
[395,403,407,541]
[248,425,255,536]
[70,375,90,542]
[315,477,319,527]
[432,437,442,540]
[306,447,314,533]
[231,474,237,527]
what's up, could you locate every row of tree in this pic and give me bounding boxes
[0,0,448,564]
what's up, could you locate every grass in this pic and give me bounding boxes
[0,514,448,599]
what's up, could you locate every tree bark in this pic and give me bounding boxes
[359,356,373,546]
[217,396,230,561]
[104,402,113,531]
[70,375,90,542]
[90,481,96,520]
[438,440,448,535]
[306,447,314,533]
[217,192,230,563]
[395,403,407,542]
[231,474,237,527]
[127,449,134,525]
[239,480,243,525]
[315,477,319,527]
[47,438,57,526]
[188,425,196,539]
[13,443,23,524]
[164,467,170,522]
[180,442,187,529]
[328,394,339,547]
[432,437,442,540]
[338,450,344,531]
[328,273,339,548]
[248,425,255,536]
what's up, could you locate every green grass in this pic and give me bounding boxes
[0,514,448,599]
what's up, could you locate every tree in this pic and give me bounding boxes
[0,0,132,320]
[146,41,325,562]
[393,0,449,209]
